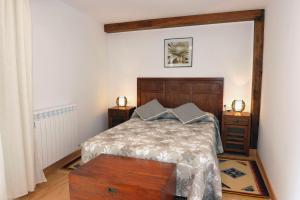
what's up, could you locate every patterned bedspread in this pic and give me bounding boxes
[81,113,223,200]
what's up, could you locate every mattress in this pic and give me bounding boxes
[81,113,223,200]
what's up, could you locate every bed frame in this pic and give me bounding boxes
[137,78,224,121]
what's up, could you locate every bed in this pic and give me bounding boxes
[81,78,224,200]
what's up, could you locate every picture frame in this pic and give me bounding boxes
[164,37,193,68]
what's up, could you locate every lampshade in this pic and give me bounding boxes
[232,99,245,112]
[116,96,127,107]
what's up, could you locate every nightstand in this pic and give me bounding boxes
[222,111,251,155]
[108,106,136,128]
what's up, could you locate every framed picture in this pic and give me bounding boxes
[164,37,193,68]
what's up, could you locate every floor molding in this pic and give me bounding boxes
[43,149,81,176]
[255,151,277,200]
[218,149,256,161]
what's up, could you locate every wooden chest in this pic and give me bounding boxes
[69,154,176,200]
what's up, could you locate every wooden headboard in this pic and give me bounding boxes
[137,78,224,120]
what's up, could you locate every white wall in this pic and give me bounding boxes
[258,0,300,199]
[107,22,254,111]
[31,0,108,142]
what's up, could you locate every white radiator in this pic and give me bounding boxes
[34,104,79,169]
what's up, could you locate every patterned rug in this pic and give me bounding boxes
[219,158,269,198]
[64,158,269,199]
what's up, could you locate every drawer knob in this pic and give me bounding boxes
[107,187,118,194]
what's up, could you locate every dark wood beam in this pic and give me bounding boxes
[251,13,265,148]
[104,9,264,33]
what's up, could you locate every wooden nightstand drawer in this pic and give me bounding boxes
[223,116,249,126]
[109,109,127,118]
[225,127,245,141]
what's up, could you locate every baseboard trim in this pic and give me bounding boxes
[256,152,277,200]
[43,149,81,176]
[218,149,257,161]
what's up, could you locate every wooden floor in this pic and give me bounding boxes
[19,153,271,200]
[18,170,270,200]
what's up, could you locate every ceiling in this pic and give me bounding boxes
[61,0,267,24]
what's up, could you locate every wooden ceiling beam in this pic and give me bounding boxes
[104,9,264,33]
